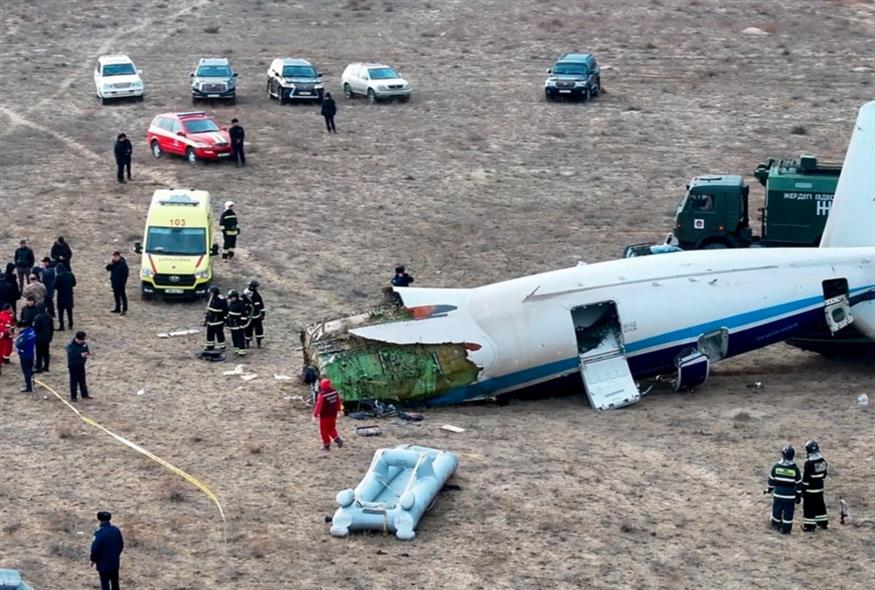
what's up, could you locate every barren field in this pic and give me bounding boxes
[1,0,875,588]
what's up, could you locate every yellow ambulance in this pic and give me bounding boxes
[134,189,219,299]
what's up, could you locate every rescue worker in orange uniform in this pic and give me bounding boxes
[312,378,344,452]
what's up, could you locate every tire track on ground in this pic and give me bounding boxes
[28,0,214,115]
[0,105,178,187]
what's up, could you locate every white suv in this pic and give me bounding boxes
[341,63,411,103]
[94,55,144,104]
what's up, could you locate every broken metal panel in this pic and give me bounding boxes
[302,305,480,403]
[579,352,641,410]
[672,349,710,392]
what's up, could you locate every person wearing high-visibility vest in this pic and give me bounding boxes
[767,445,802,534]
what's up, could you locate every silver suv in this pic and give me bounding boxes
[267,58,324,104]
[191,58,237,104]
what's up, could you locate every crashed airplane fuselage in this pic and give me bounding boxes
[303,101,875,409]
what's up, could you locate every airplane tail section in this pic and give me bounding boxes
[820,100,875,248]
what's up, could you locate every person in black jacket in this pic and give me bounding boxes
[33,306,53,372]
[321,92,337,133]
[801,440,829,531]
[203,286,227,350]
[243,279,265,348]
[229,118,245,166]
[105,251,129,315]
[391,265,414,287]
[90,511,124,590]
[18,295,43,328]
[54,263,76,331]
[219,201,239,260]
[113,133,132,183]
[0,269,18,315]
[66,330,90,400]
[39,258,56,317]
[225,289,248,356]
[767,445,803,534]
[14,239,35,291]
[51,237,73,269]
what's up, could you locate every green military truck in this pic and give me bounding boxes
[671,154,841,250]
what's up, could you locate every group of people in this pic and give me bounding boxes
[766,440,830,534]
[203,279,266,356]
[0,238,124,401]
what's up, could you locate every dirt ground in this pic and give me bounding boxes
[1,0,875,588]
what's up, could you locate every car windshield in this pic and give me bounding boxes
[283,65,317,78]
[368,67,399,80]
[553,63,589,76]
[103,63,136,76]
[184,119,220,133]
[196,65,231,77]
[146,227,206,255]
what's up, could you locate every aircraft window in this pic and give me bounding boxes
[690,194,715,212]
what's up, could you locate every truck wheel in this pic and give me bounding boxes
[344,83,353,99]
[703,241,729,249]
[100,95,107,106]
[186,148,198,165]
[141,289,153,302]
[151,140,162,159]
[592,77,601,96]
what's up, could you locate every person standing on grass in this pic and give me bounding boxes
[219,201,239,260]
[33,304,53,373]
[22,272,46,307]
[66,330,90,401]
[14,239,35,291]
[51,236,73,269]
[40,257,56,317]
[229,118,246,166]
[0,303,14,366]
[90,511,124,590]
[113,133,132,183]
[312,378,344,451]
[55,263,76,331]
[15,321,36,392]
[105,251,129,315]
[321,92,337,133]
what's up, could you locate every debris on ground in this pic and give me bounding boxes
[747,381,765,389]
[196,351,226,363]
[223,364,246,376]
[355,425,382,437]
[157,328,200,338]
[241,373,257,382]
[856,393,869,407]
[441,424,465,433]
[742,27,769,36]
[274,374,292,381]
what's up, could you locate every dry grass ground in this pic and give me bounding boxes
[1,0,874,588]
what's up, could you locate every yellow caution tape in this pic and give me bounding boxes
[35,378,227,541]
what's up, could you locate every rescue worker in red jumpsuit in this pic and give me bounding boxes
[0,303,15,367]
[312,378,344,452]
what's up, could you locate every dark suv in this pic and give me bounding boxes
[545,53,601,101]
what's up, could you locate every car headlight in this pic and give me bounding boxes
[575,80,588,87]
[194,142,209,149]
[194,270,209,279]
[141,268,154,278]
[102,82,113,89]
[377,85,387,91]
[314,83,324,89]
[545,78,557,87]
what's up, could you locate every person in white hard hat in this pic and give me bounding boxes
[219,201,239,260]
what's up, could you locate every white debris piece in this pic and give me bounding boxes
[241,374,258,382]
[856,393,869,407]
[223,364,246,376]
[274,374,293,381]
[136,389,145,396]
[440,424,465,433]
[742,27,769,36]
[157,328,200,338]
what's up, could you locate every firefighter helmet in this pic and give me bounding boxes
[782,445,796,461]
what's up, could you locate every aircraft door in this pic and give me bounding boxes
[570,301,641,410]
[822,278,854,334]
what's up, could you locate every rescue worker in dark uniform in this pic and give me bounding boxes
[113,133,132,183]
[90,511,124,590]
[243,279,265,348]
[226,290,248,356]
[204,286,227,350]
[219,201,239,260]
[229,118,245,166]
[767,445,802,534]
[391,265,414,287]
[801,440,829,531]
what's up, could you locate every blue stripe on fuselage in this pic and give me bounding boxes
[425,286,875,406]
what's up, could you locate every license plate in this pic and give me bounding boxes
[559,89,571,94]
[208,94,219,98]
[165,288,184,294]
[217,153,230,157]
[299,91,311,95]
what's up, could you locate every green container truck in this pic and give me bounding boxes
[671,154,841,250]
